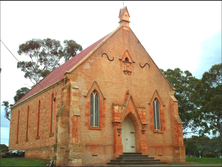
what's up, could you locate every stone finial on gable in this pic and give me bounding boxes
[119,6,130,27]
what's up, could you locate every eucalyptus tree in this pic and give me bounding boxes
[17,38,82,85]
[194,63,222,141]
[161,68,199,134]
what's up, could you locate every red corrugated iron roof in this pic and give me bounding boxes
[16,34,109,104]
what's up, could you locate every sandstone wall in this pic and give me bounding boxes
[9,81,64,160]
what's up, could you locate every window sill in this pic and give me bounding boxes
[153,130,163,134]
[36,136,40,140]
[89,126,101,130]
[49,133,54,137]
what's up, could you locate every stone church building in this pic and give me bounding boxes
[9,7,185,166]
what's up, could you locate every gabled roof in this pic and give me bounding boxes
[15,34,109,105]
[12,6,176,108]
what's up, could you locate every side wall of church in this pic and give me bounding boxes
[64,26,185,165]
[9,81,64,159]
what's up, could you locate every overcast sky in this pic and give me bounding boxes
[1,1,221,146]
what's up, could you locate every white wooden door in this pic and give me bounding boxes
[122,116,136,152]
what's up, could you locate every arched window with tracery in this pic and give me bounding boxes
[90,90,99,127]
[153,98,161,130]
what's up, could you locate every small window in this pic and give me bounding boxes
[90,90,99,127]
[125,57,129,62]
[153,98,161,130]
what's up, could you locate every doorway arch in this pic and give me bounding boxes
[122,116,136,152]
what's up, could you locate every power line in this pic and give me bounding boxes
[0,40,19,62]
[1,39,52,98]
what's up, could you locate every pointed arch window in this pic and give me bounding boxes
[90,90,99,127]
[153,98,161,130]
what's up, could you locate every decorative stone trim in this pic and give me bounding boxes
[113,92,147,130]
[119,50,135,75]
[101,53,114,61]
[139,63,150,68]
[70,81,80,116]
[142,123,147,129]
[148,90,165,107]
[89,126,101,130]
[84,81,106,100]
[56,105,64,117]
[153,130,163,134]
[169,94,178,102]
[112,120,121,126]
[62,84,68,90]
[175,115,182,125]
[117,128,122,133]
[141,129,146,134]
[123,69,132,75]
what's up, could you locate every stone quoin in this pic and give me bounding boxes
[9,7,186,166]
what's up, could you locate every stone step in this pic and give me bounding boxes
[107,163,166,165]
[122,152,142,155]
[117,157,155,160]
[119,155,154,159]
[107,153,167,165]
[110,159,163,163]
[107,161,166,165]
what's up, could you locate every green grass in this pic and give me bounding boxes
[0,157,47,166]
[186,157,222,164]
[1,157,221,166]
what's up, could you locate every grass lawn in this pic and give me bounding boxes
[0,157,221,166]
[186,157,222,164]
[0,157,48,166]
